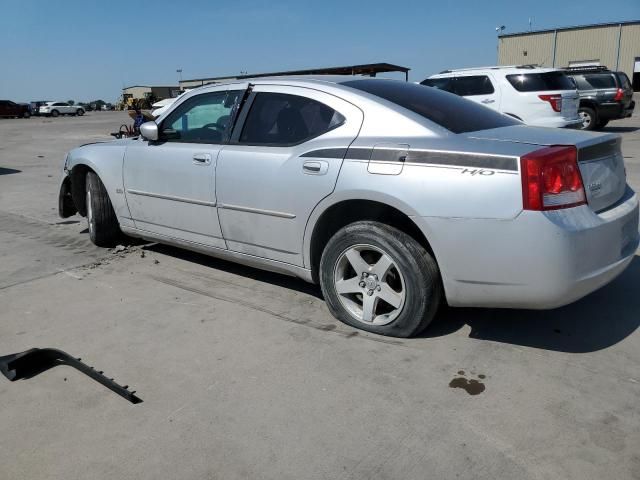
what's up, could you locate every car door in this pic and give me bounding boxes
[453,74,500,111]
[123,87,245,248]
[216,85,364,266]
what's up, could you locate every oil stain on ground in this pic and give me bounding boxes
[449,370,486,395]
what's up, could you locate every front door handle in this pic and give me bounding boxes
[481,99,495,104]
[303,160,329,175]
[193,153,211,165]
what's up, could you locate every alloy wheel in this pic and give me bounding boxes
[333,244,406,326]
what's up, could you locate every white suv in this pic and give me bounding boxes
[422,66,581,128]
[39,102,85,117]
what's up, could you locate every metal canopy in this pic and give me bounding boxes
[182,63,411,84]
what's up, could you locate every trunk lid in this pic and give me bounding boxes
[467,125,626,212]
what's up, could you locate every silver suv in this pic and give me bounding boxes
[58,77,639,337]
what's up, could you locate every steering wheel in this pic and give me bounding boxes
[201,122,226,132]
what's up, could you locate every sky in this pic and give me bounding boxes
[1,0,638,102]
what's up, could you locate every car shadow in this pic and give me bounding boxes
[600,126,639,133]
[146,243,639,353]
[144,243,324,299]
[0,167,21,175]
[423,255,640,353]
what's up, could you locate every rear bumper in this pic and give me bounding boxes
[415,187,639,309]
[598,101,635,120]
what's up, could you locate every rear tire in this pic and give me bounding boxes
[23,111,31,119]
[77,109,84,116]
[578,107,597,131]
[51,110,59,118]
[319,221,442,338]
[86,171,121,247]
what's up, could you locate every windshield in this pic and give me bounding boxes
[506,72,575,92]
[343,79,519,134]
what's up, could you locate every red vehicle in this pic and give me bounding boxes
[0,100,31,118]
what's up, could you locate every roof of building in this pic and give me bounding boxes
[180,63,410,84]
[499,19,640,38]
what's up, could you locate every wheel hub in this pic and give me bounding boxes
[333,244,406,326]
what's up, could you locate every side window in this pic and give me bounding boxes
[239,92,345,146]
[161,90,242,144]
[421,77,455,93]
[454,76,495,96]
[53,102,65,106]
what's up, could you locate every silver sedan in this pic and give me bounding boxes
[58,77,639,337]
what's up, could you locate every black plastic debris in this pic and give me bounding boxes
[0,348,142,404]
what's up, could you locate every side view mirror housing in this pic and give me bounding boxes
[140,122,158,141]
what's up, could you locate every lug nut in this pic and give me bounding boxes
[367,290,374,296]
[376,286,381,291]
[359,281,366,288]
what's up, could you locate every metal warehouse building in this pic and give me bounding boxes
[498,20,640,90]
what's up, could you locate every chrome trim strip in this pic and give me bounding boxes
[132,218,225,239]
[219,203,296,219]
[126,189,216,207]
[306,147,519,171]
[120,225,314,282]
[225,238,299,255]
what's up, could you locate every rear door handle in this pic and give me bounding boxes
[303,160,329,175]
[193,153,211,165]
[481,99,495,104]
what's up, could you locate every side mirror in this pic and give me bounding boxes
[140,122,158,141]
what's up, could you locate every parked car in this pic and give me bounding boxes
[151,91,190,117]
[30,100,51,115]
[562,66,635,130]
[0,100,32,118]
[39,102,85,117]
[58,78,638,337]
[422,66,581,128]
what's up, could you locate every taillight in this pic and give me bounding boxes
[520,146,586,211]
[613,88,624,102]
[538,94,562,112]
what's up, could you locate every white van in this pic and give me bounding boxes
[422,66,581,128]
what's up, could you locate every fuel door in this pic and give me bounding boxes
[367,143,409,175]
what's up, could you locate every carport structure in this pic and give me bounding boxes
[179,63,411,88]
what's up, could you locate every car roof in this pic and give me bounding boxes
[428,66,561,78]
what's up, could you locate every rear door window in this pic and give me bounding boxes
[506,72,575,92]
[454,75,495,96]
[580,74,617,89]
[239,92,345,146]
[420,77,456,93]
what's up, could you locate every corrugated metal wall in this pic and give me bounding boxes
[554,25,619,69]
[499,23,640,86]
[619,24,640,79]
[498,32,555,67]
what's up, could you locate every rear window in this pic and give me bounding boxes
[573,74,617,89]
[420,77,455,93]
[454,75,495,96]
[343,79,518,134]
[506,72,575,92]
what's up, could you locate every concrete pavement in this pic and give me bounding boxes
[0,111,638,479]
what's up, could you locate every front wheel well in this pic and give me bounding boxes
[69,164,94,216]
[309,200,436,283]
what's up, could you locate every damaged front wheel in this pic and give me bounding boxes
[86,171,121,247]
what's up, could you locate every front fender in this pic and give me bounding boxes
[64,142,132,225]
